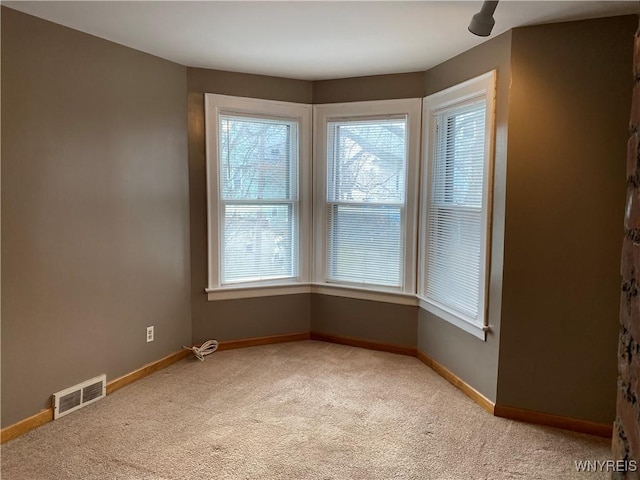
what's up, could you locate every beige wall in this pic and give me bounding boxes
[1,8,191,426]
[417,30,512,402]
[497,16,635,423]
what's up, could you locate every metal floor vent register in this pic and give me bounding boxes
[53,374,106,419]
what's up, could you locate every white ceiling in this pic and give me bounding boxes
[4,1,639,80]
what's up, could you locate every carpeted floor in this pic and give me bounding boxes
[1,340,611,479]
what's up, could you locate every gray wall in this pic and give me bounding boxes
[417,31,512,402]
[187,68,313,343]
[497,16,635,424]
[1,8,192,426]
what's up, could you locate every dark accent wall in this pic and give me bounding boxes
[187,69,313,343]
[498,16,636,424]
[1,8,191,426]
[417,31,512,402]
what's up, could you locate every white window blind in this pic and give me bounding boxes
[425,102,485,320]
[326,117,407,287]
[219,114,299,284]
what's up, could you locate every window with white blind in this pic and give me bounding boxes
[205,94,311,297]
[419,71,496,339]
[314,99,421,297]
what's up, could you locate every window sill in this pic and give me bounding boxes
[206,283,419,306]
[206,283,311,301]
[417,297,488,341]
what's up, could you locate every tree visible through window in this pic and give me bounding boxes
[219,115,299,283]
[326,117,407,287]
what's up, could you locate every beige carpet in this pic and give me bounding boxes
[1,340,610,479]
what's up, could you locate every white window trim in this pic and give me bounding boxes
[310,283,418,306]
[312,99,422,297]
[418,71,496,341]
[206,282,419,306]
[205,283,311,301]
[204,94,312,293]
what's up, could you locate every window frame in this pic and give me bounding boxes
[418,71,496,340]
[313,99,422,299]
[204,94,312,300]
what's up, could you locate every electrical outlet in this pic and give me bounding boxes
[146,326,154,343]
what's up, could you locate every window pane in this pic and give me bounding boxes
[327,118,406,203]
[223,204,295,283]
[324,116,408,289]
[219,115,297,201]
[425,97,488,323]
[433,102,485,208]
[327,204,402,287]
[425,208,481,317]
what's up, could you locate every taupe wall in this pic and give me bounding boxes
[311,296,417,348]
[187,68,313,343]
[417,31,512,402]
[1,8,191,426]
[313,71,425,104]
[497,16,635,424]
[188,67,313,104]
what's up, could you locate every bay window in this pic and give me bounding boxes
[204,75,495,340]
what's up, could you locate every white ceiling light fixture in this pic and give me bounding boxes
[469,1,500,37]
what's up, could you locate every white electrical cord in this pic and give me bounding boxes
[183,340,219,361]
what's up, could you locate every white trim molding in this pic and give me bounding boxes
[418,297,489,340]
[206,283,419,306]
